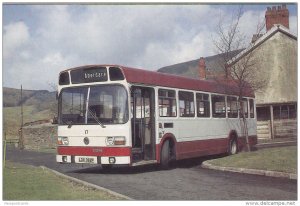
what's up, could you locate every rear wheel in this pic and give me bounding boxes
[228,138,238,155]
[160,140,175,170]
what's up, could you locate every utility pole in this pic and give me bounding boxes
[19,85,24,150]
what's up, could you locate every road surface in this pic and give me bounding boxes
[6,146,297,200]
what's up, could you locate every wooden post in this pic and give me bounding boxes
[19,85,24,150]
[3,132,7,168]
[270,105,274,139]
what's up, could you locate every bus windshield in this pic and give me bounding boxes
[59,85,128,125]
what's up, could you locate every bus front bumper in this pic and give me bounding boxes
[56,146,131,165]
[56,155,131,165]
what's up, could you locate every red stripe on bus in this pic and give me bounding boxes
[57,146,131,156]
[176,138,229,160]
[156,135,257,161]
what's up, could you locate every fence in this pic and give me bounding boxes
[274,119,297,139]
[257,119,297,139]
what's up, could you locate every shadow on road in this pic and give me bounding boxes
[70,154,227,175]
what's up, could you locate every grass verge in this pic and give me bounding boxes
[206,146,297,174]
[3,161,124,200]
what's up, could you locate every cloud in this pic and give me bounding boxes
[3,21,30,59]
[3,5,297,90]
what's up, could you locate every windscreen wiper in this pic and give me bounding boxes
[87,108,106,128]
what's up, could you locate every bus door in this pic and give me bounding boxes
[131,86,155,162]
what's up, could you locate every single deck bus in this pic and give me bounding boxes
[56,65,257,169]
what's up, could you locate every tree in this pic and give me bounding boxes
[212,6,267,151]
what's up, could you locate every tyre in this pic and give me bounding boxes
[228,138,238,155]
[160,140,175,170]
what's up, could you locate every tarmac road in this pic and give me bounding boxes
[6,146,297,200]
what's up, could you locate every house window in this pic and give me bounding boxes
[227,96,238,118]
[158,89,177,117]
[196,93,210,117]
[179,91,195,117]
[212,95,226,118]
[257,106,270,121]
[274,104,297,120]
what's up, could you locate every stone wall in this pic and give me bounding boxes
[22,123,57,150]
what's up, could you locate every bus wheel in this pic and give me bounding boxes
[160,140,174,170]
[228,138,238,155]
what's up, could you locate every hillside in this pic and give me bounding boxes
[3,87,56,108]
[158,49,243,78]
[3,87,57,139]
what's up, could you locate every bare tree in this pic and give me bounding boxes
[213,7,267,151]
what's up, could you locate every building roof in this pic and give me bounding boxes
[228,24,297,66]
[157,49,243,78]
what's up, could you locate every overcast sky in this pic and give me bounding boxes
[3,3,297,91]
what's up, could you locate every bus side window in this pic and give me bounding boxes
[227,96,238,118]
[196,93,210,117]
[179,91,195,117]
[249,99,255,118]
[240,98,249,118]
[212,95,226,118]
[158,89,177,117]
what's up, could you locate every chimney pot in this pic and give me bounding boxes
[265,4,289,31]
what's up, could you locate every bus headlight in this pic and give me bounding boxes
[58,137,69,145]
[106,136,126,146]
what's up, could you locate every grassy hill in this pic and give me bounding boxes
[3,87,57,139]
[3,87,56,108]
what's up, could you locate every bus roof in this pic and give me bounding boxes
[61,65,254,98]
[121,66,254,98]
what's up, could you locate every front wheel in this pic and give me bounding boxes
[228,138,238,155]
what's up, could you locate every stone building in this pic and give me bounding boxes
[228,5,297,139]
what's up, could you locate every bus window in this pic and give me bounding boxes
[240,98,248,118]
[249,99,254,118]
[227,96,238,118]
[179,91,195,117]
[158,89,177,117]
[109,67,125,81]
[212,95,226,118]
[59,71,70,85]
[88,85,128,124]
[196,93,210,117]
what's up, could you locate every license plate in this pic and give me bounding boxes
[75,156,97,164]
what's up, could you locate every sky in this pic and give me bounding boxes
[3,3,298,91]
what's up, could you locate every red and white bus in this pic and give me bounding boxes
[56,65,257,169]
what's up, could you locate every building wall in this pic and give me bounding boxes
[252,32,297,105]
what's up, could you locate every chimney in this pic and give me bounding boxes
[265,4,289,31]
[199,57,206,79]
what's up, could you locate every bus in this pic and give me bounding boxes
[56,65,257,169]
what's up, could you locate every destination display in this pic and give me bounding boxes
[70,67,108,84]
